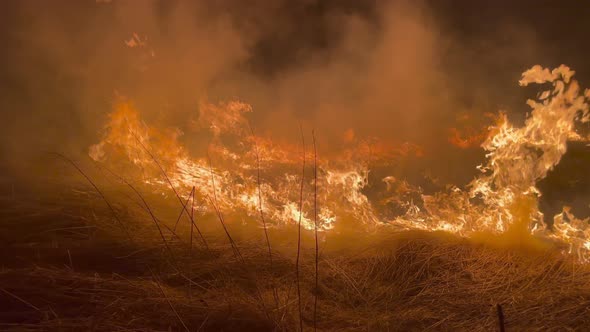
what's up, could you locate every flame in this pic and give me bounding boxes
[91,65,590,261]
[423,64,590,260]
[448,112,496,149]
[90,99,370,231]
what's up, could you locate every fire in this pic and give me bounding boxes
[91,65,590,261]
[90,99,369,231]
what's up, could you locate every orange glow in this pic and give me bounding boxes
[91,65,590,261]
[448,112,496,149]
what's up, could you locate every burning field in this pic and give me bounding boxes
[3,0,590,331]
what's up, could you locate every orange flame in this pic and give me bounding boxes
[91,65,590,261]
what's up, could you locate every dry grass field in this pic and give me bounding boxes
[1,170,589,332]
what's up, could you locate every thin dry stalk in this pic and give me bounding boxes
[170,187,208,252]
[0,287,41,312]
[249,124,280,312]
[100,165,176,261]
[312,129,319,332]
[56,153,192,288]
[173,187,194,232]
[149,268,190,332]
[189,186,195,300]
[296,124,306,332]
[170,185,209,250]
[55,153,134,243]
[133,135,207,250]
[206,152,243,262]
[206,150,271,321]
[94,164,204,284]
[67,249,73,270]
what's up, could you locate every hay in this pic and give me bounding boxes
[2,184,590,331]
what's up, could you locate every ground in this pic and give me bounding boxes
[1,173,590,331]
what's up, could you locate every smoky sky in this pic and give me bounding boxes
[1,0,590,185]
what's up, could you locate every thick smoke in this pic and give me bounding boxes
[1,0,585,186]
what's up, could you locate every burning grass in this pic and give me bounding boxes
[1,181,590,331]
[82,65,590,261]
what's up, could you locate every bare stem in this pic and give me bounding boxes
[96,164,177,262]
[133,135,184,208]
[0,287,41,312]
[55,153,133,243]
[207,152,242,262]
[133,135,208,250]
[149,267,190,332]
[249,124,279,312]
[312,129,319,332]
[296,124,305,332]
[189,187,195,300]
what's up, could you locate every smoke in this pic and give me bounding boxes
[0,0,573,185]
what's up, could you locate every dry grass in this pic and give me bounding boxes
[1,179,590,331]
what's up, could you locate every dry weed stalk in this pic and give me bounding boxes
[296,124,306,331]
[55,153,133,243]
[312,129,319,332]
[133,134,208,250]
[149,267,190,332]
[249,124,280,314]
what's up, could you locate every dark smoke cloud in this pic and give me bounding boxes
[1,0,589,185]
